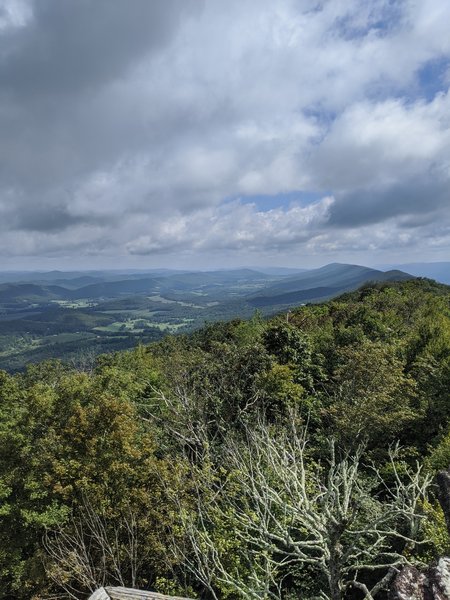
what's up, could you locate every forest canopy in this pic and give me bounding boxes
[0,279,450,599]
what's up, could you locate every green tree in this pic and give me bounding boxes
[327,339,419,450]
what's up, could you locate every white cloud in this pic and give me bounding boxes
[125,197,334,256]
[0,0,32,30]
[1,0,450,266]
[312,91,450,191]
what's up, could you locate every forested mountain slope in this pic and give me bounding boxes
[250,262,400,295]
[0,279,449,599]
[248,263,413,306]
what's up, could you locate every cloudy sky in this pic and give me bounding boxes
[1,0,450,270]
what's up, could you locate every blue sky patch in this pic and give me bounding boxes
[335,1,404,41]
[417,57,449,101]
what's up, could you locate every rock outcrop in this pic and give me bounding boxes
[389,559,450,600]
[437,469,450,538]
[390,468,450,600]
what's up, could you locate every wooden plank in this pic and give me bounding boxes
[106,587,194,600]
[88,588,111,600]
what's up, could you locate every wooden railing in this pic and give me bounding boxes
[88,587,194,600]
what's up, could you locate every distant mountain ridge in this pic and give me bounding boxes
[385,262,450,285]
[0,263,414,305]
[0,283,71,302]
[247,263,414,307]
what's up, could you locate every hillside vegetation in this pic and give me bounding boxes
[1,279,450,599]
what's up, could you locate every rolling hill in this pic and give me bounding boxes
[0,283,71,303]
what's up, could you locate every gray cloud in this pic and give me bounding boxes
[328,177,450,228]
[11,202,84,232]
[0,0,450,267]
[0,0,200,191]
[0,0,197,97]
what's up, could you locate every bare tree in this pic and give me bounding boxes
[67,347,98,374]
[179,422,432,600]
[43,497,143,600]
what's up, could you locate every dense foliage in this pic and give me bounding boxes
[0,279,449,599]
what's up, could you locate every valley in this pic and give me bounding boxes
[0,263,417,370]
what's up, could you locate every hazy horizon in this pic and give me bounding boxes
[1,260,449,275]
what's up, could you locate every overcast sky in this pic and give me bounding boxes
[1,0,450,270]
